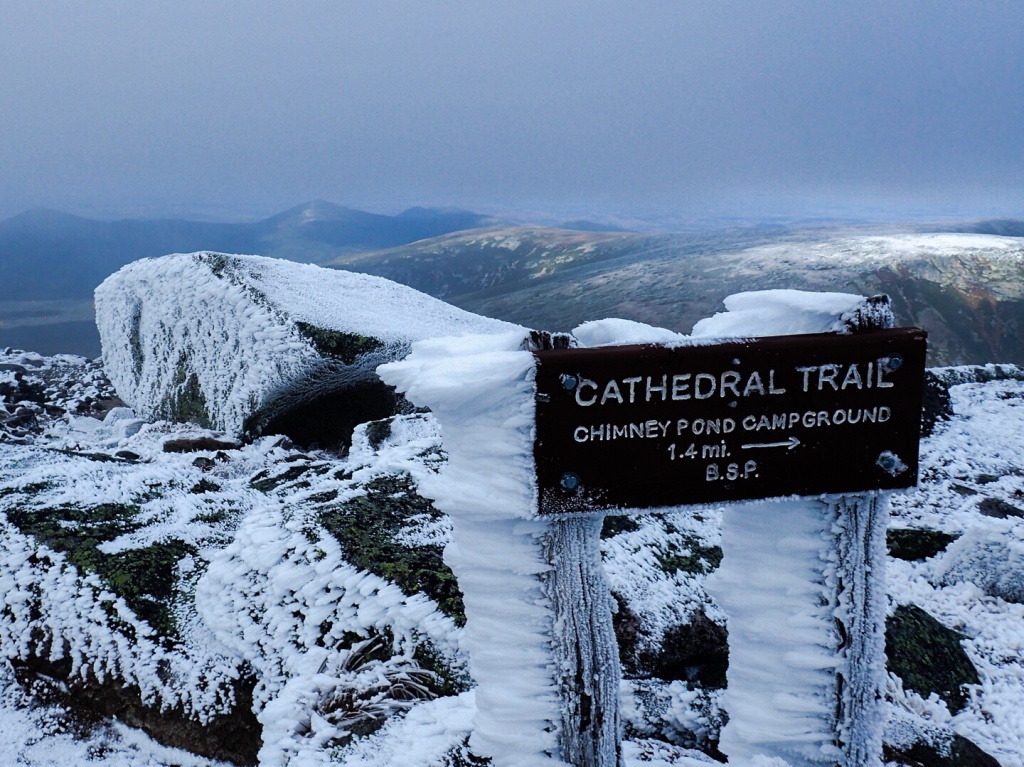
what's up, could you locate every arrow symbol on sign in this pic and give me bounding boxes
[741,436,801,451]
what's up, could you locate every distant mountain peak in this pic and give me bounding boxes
[2,207,90,228]
[397,205,479,219]
[271,200,361,222]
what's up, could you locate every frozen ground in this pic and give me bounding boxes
[1,346,1023,766]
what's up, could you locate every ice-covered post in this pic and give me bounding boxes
[381,292,925,767]
[530,331,623,767]
[705,295,901,766]
[532,294,925,767]
[378,329,622,767]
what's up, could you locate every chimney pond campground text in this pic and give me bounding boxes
[566,358,899,484]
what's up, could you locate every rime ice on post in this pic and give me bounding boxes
[381,330,623,767]
[383,291,918,767]
[380,330,591,767]
[697,290,898,767]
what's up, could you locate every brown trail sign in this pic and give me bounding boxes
[381,307,926,767]
[534,328,926,514]
[532,325,926,767]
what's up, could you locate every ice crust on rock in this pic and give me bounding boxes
[95,252,516,437]
[932,517,1024,603]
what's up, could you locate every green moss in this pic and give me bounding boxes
[195,510,229,524]
[655,536,723,575]
[250,463,318,492]
[163,355,211,428]
[887,528,959,561]
[364,419,393,450]
[295,322,384,365]
[0,482,53,499]
[413,642,471,697]
[886,604,980,714]
[4,504,195,640]
[978,497,1024,519]
[189,478,221,495]
[317,474,465,626]
[884,732,1002,767]
[127,301,144,379]
[601,514,640,539]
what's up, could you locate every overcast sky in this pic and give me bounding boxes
[1,1,1022,223]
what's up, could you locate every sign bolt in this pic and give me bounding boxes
[885,354,904,372]
[560,472,582,491]
[560,374,578,390]
[877,450,907,476]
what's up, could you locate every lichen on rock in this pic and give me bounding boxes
[886,604,980,714]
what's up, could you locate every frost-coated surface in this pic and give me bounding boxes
[6,295,1024,766]
[95,252,515,435]
[887,376,1024,766]
[832,493,888,767]
[693,289,889,766]
[380,331,571,767]
[544,515,622,766]
[709,500,841,765]
[692,289,867,338]
[573,317,687,347]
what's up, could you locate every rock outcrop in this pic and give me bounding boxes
[95,252,517,447]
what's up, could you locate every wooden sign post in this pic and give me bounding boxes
[380,309,926,767]
[532,327,925,766]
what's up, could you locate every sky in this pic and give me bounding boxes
[1,1,1022,224]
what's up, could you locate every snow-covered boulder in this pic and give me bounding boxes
[95,252,519,444]
[932,518,1024,604]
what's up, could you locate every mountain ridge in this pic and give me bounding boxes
[331,227,1024,367]
[0,202,500,302]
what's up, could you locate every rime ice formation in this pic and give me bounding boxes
[379,331,570,767]
[95,252,516,438]
[573,318,687,347]
[381,290,898,767]
[708,500,842,764]
[692,289,892,339]
[695,289,891,766]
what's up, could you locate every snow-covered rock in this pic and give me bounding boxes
[691,289,893,339]
[95,253,518,442]
[932,518,1024,604]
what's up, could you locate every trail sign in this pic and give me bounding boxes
[534,327,927,515]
